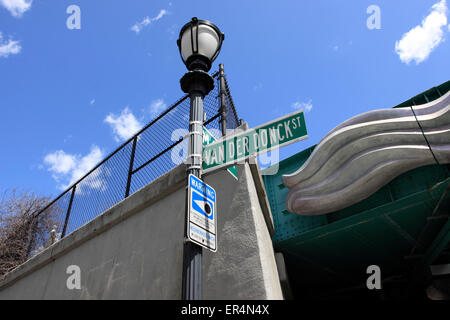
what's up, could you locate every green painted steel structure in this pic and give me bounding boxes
[263,81,450,299]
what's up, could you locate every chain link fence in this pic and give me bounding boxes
[28,70,239,257]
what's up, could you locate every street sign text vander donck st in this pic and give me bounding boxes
[202,109,308,173]
[203,126,238,180]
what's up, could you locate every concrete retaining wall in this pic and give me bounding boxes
[0,162,282,300]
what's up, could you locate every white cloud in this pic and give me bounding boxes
[131,16,151,34]
[130,9,168,34]
[0,33,21,58]
[0,0,32,17]
[149,99,167,118]
[104,107,143,142]
[69,146,104,187]
[44,145,105,191]
[44,151,76,175]
[292,99,313,113]
[153,9,167,21]
[395,0,448,64]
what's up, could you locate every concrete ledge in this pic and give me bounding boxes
[248,156,275,237]
[0,158,280,299]
[0,164,187,291]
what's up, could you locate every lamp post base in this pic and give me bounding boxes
[182,241,203,300]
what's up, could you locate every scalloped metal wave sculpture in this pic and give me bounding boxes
[283,91,450,216]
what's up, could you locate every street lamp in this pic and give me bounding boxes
[177,17,225,72]
[178,17,224,300]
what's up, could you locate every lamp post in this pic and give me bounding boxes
[177,17,224,300]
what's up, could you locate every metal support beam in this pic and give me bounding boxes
[408,181,450,257]
[425,217,450,265]
[61,185,76,238]
[403,182,450,296]
[219,64,227,136]
[125,137,137,198]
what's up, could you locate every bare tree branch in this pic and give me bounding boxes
[0,189,60,278]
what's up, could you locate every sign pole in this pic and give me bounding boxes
[180,70,214,300]
[182,91,204,300]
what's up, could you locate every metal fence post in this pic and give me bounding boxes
[125,137,138,198]
[219,64,228,136]
[61,185,76,238]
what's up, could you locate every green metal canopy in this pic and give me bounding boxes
[263,81,450,299]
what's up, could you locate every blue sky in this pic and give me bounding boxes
[1,0,449,199]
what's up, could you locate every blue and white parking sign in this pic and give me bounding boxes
[188,174,217,252]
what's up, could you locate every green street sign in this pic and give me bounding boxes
[202,110,308,173]
[203,127,238,180]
